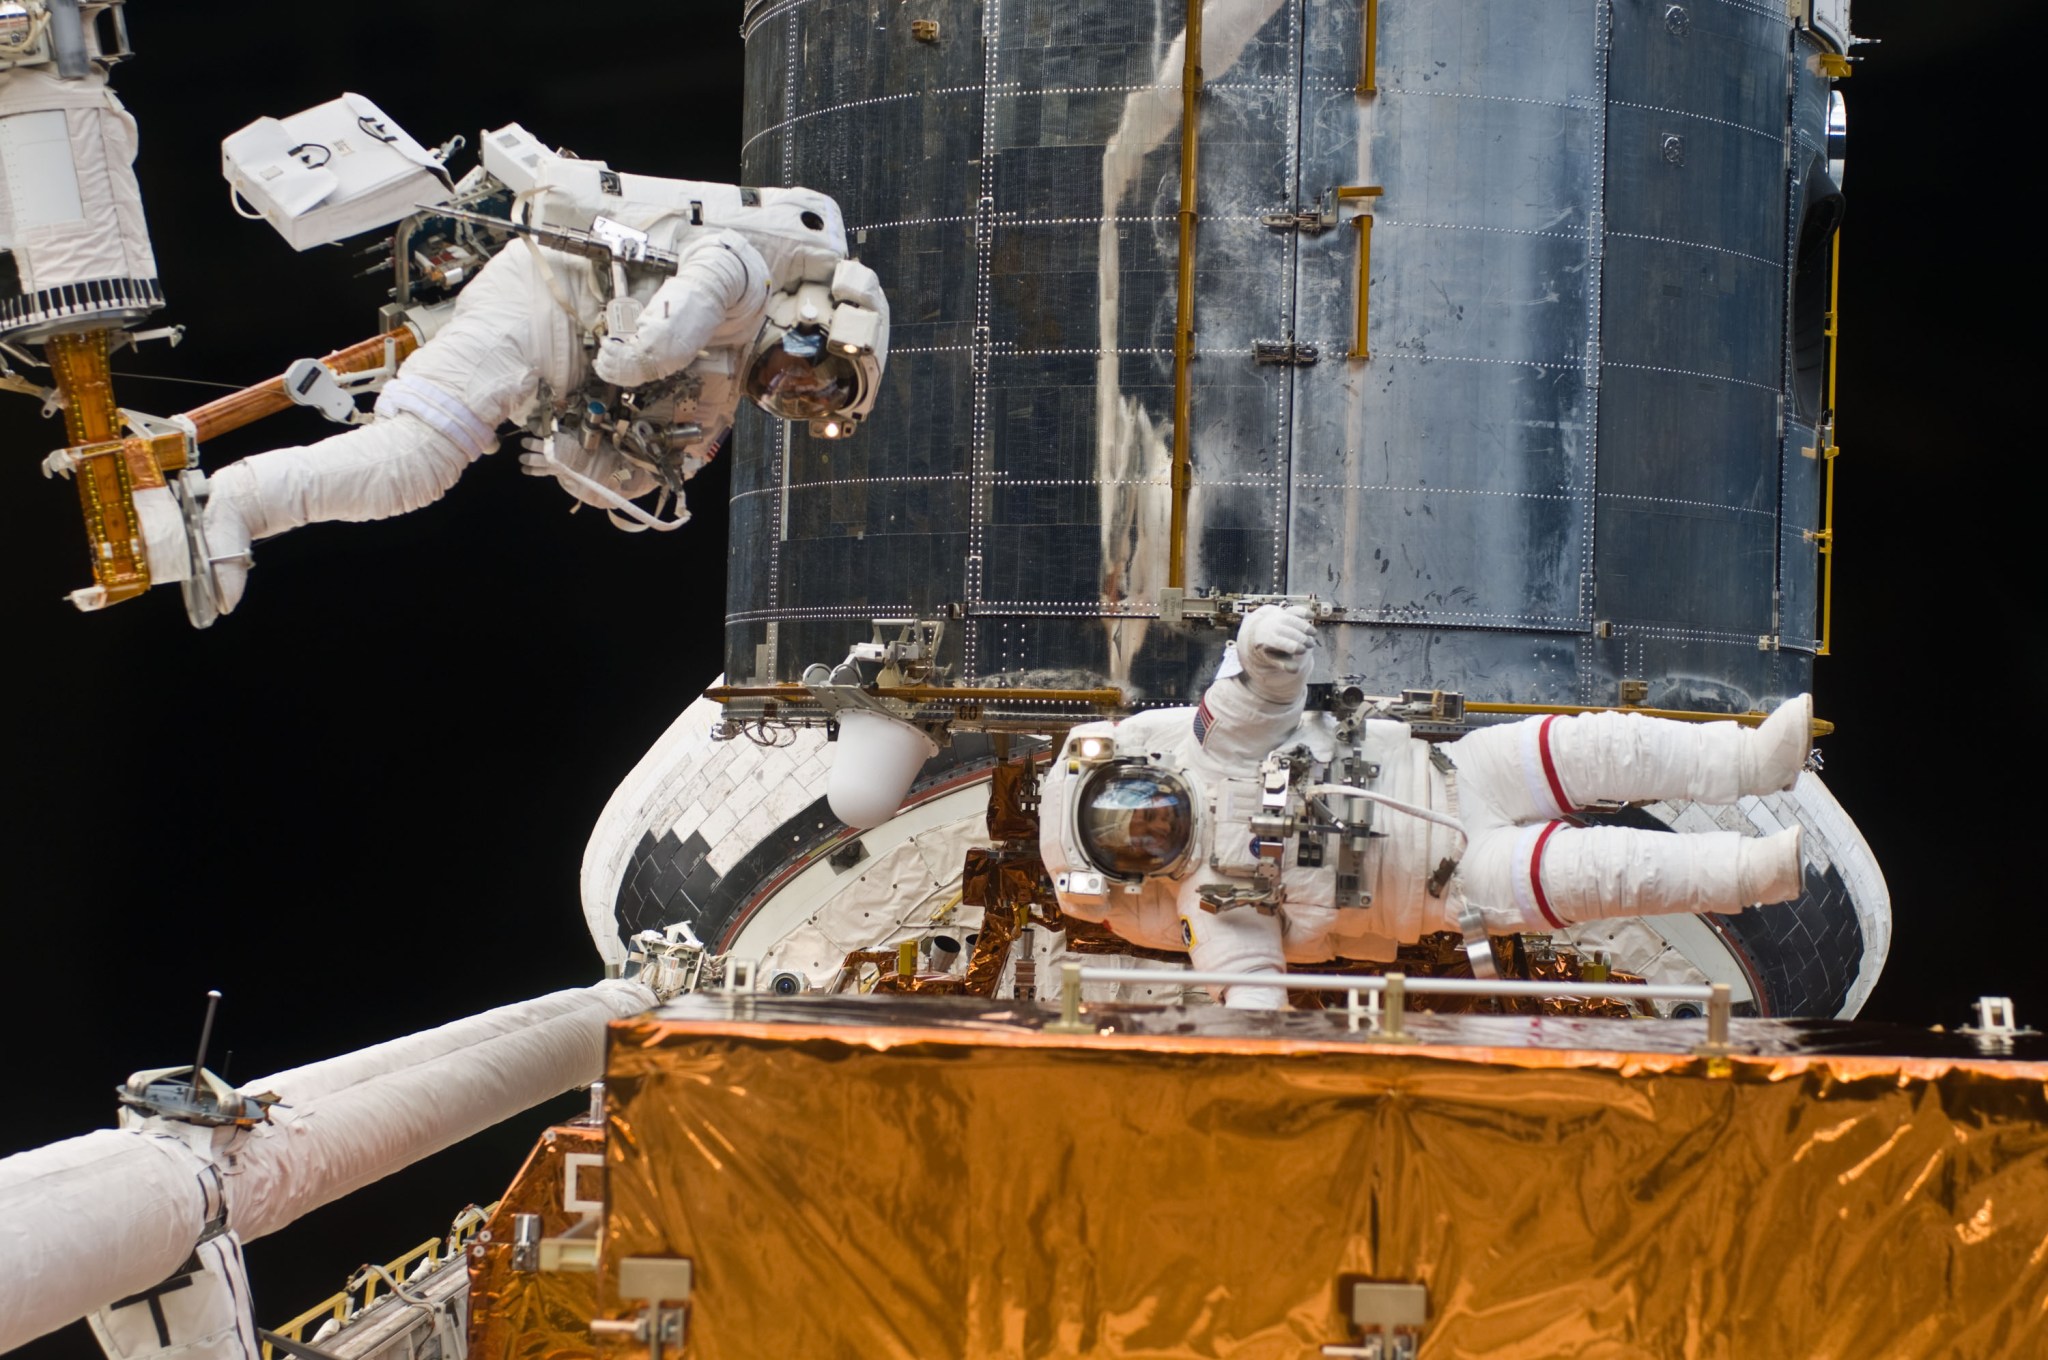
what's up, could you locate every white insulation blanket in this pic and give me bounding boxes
[0,1130,215,1353]
[226,978,653,1242]
[0,979,653,1353]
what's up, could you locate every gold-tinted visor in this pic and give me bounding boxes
[1075,762,1193,877]
[746,330,860,421]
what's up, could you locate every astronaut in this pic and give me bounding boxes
[1040,605,1811,1010]
[172,148,887,614]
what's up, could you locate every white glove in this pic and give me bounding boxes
[592,233,765,390]
[517,430,658,510]
[1235,604,1319,703]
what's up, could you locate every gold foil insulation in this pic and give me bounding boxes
[594,1009,2048,1358]
[46,328,183,605]
[468,1123,603,1360]
[1285,932,1653,1019]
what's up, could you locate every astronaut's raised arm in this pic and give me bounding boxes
[592,232,768,389]
[1189,604,1320,770]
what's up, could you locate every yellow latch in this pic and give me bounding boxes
[1338,187,1384,360]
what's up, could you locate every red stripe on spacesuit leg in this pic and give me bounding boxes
[1536,714,1574,816]
[1528,819,1567,929]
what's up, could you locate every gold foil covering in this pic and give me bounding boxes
[47,329,153,603]
[602,1012,2048,1357]
[468,1123,602,1360]
[983,756,1044,844]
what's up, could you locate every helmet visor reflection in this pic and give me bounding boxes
[746,329,860,421]
[1075,764,1194,877]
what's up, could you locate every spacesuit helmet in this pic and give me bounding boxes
[743,258,889,438]
[1073,762,1197,879]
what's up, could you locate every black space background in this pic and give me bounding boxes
[2,3,2041,1353]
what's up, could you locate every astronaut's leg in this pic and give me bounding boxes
[1461,819,1803,928]
[1450,698,1811,820]
[193,243,591,612]
[1179,892,1289,1009]
[201,414,484,612]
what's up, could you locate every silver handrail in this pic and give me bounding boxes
[1049,963,1736,1055]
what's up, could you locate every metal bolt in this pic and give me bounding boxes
[511,1213,542,1273]
[1664,5,1689,36]
[1046,960,1089,1033]
[1662,135,1686,166]
[1693,982,1737,1057]
[1379,972,1417,1044]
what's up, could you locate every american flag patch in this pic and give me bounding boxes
[1192,697,1215,745]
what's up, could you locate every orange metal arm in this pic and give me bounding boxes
[178,327,418,445]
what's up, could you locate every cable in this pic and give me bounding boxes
[108,371,247,391]
[0,6,49,56]
[1304,783,1468,851]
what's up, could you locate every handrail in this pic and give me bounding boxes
[262,1201,498,1360]
[1052,962,1735,1052]
[1814,226,1842,656]
[1337,186,1383,360]
[708,682,1125,707]
[1167,0,1205,591]
[1356,0,1380,96]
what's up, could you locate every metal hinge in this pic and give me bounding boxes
[1264,185,1384,235]
[1252,338,1320,366]
[1261,205,1337,234]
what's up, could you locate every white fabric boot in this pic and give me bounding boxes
[1745,695,1814,794]
[199,483,253,614]
[1736,825,1804,905]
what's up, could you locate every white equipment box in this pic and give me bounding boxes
[223,93,453,250]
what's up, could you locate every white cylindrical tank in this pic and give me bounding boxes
[0,40,161,340]
[826,709,940,829]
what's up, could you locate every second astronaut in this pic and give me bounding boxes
[1040,605,1810,1010]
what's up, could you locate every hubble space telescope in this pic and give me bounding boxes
[6,1,2048,1358]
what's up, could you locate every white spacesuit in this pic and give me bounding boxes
[180,168,887,613]
[1041,606,1810,1009]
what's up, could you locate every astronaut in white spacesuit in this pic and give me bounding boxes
[185,171,887,614]
[1040,605,1811,1010]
